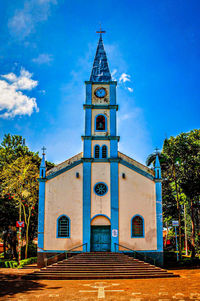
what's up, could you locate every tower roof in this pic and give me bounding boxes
[90,34,112,82]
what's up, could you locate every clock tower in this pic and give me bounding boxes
[82,33,119,251]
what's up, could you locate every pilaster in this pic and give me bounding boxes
[83,162,91,252]
[110,162,119,251]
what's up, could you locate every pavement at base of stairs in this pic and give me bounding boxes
[0,268,200,301]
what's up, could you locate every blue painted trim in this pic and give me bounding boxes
[110,140,118,158]
[40,249,161,253]
[110,109,116,136]
[56,214,70,238]
[85,83,92,104]
[85,108,92,136]
[131,214,145,238]
[82,136,120,141]
[46,160,82,180]
[110,162,119,251]
[110,84,116,105]
[95,114,107,132]
[83,104,118,110]
[120,250,160,253]
[120,160,154,181]
[83,140,91,158]
[83,162,91,252]
[38,179,45,252]
[85,81,117,85]
[91,214,111,222]
[156,180,163,251]
[93,182,108,196]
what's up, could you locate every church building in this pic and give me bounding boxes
[37,33,163,267]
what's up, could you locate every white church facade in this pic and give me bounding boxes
[37,34,163,267]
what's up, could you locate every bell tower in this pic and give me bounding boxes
[82,32,119,160]
[82,30,120,252]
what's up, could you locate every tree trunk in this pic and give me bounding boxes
[25,225,29,259]
[178,204,182,260]
[191,199,196,258]
[173,167,182,260]
[3,230,7,259]
[165,223,168,248]
[25,212,31,259]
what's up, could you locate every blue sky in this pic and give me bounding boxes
[0,0,199,164]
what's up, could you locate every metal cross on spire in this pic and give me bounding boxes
[155,147,159,154]
[42,146,46,155]
[96,24,106,35]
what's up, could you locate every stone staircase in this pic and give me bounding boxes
[25,252,179,280]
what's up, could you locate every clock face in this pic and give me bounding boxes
[95,87,106,98]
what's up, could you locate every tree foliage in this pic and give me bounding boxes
[147,129,200,257]
[0,134,54,259]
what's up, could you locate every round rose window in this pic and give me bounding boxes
[94,183,108,196]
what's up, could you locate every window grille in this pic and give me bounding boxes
[58,216,70,237]
[102,145,107,158]
[132,216,144,237]
[95,145,100,158]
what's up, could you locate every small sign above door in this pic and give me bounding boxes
[112,229,118,237]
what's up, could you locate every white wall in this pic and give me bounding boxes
[44,164,83,251]
[119,164,157,251]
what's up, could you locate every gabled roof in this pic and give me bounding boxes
[118,152,155,179]
[90,34,112,82]
[46,152,83,177]
[46,151,154,181]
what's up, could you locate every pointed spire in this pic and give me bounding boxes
[40,146,46,178]
[155,154,161,168]
[90,34,112,82]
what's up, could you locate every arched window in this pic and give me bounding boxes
[102,145,107,158]
[57,215,70,238]
[95,115,106,131]
[94,145,100,158]
[131,215,144,238]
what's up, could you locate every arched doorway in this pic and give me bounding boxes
[90,215,111,252]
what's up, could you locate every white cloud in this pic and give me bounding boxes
[8,0,58,39]
[119,73,131,83]
[32,53,53,64]
[2,68,38,90]
[111,69,117,80]
[127,87,133,92]
[0,68,39,118]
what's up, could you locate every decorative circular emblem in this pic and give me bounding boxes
[94,182,108,196]
[95,87,107,98]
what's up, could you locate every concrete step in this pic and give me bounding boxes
[25,252,179,280]
[25,273,178,280]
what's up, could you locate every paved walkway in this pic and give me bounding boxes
[0,268,200,300]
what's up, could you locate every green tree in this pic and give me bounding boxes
[1,156,39,258]
[173,130,200,257]
[0,134,54,259]
[147,130,200,258]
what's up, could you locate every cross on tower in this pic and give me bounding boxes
[155,147,159,154]
[96,24,106,35]
[42,146,46,155]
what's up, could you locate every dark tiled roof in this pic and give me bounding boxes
[90,35,112,82]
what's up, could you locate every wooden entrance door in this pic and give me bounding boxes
[91,226,111,252]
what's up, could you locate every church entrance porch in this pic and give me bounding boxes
[90,226,111,252]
